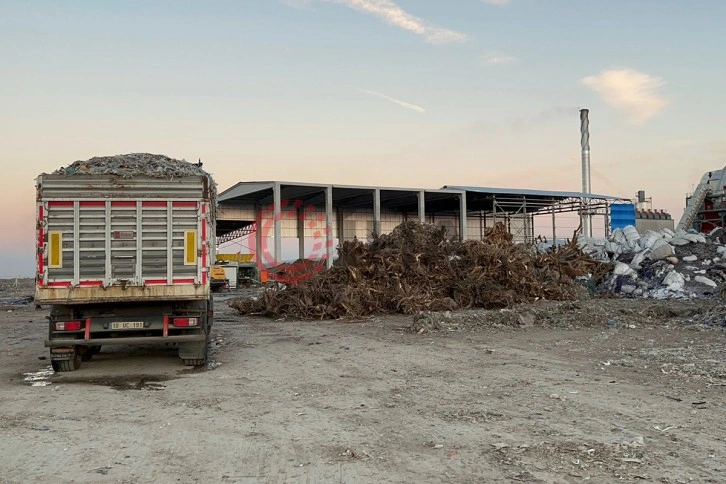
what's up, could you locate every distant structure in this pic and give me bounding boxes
[678,168,726,233]
[634,190,674,232]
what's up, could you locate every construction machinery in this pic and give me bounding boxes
[215,254,259,287]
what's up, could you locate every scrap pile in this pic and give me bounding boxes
[230,221,610,319]
[51,153,217,201]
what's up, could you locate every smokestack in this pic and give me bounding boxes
[580,109,592,237]
[637,190,646,203]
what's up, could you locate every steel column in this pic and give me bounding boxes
[373,189,381,236]
[325,186,334,268]
[273,182,282,265]
[255,206,263,269]
[297,205,305,260]
[418,190,426,223]
[459,193,468,241]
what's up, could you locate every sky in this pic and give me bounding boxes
[1,0,725,277]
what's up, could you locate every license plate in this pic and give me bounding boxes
[111,321,144,330]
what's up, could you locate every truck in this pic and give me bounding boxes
[35,154,216,371]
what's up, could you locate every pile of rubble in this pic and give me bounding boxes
[579,226,723,299]
[230,221,609,320]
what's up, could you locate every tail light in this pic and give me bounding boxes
[172,317,199,327]
[54,321,83,331]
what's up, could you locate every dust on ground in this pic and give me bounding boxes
[0,280,724,483]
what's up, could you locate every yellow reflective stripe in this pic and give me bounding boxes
[49,231,63,268]
[184,230,197,265]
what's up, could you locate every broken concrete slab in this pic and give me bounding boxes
[669,237,692,246]
[694,275,718,288]
[649,239,676,261]
[662,271,686,291]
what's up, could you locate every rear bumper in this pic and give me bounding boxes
[45,334,206,347]
[35,285,210,305]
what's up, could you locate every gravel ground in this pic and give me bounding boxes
[0,280,724,483]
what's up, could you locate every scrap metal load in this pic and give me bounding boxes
[230,222,610,320]
[37,153,218,370]
[53,152,217,200]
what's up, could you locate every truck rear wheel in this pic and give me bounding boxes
[81,345,102,362]
[51,349,82,372]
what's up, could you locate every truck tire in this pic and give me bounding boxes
[82,345,102,361]
[51,350,82,372]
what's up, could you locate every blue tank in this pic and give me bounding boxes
[610,203,636,230]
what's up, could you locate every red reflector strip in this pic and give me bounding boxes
[38,205,44,283]
[142,201,168,207]
[173,201,198,208]
[79,201,105,207]
[144,279,168,285]
[47,281,72,287]
[48,201,74,207]
[163,315,169,337]
[79,280,103,287]
[111,201,136,207]
[85,317,91,340]
[172,278,195,284]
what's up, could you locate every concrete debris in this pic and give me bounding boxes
[662,271,686,292]
[694,275,718,288]
[580,225,725,299]
[649,238,676,261]
[613,262,636,277]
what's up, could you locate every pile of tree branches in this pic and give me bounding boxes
[230,221,610,319]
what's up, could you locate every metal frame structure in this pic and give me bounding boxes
[216,181,623,267]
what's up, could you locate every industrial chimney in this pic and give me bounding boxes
[580,109,592,237]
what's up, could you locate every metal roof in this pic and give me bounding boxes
[218,181,463,202]
[444,185,621,201]
[219,181,621,203]
[215,180,626,237]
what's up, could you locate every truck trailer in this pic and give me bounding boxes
[35,154,216,371]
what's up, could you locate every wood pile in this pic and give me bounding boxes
[230,221,610,319]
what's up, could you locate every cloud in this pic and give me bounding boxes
[581,68,668,124]
[322,0,467,44]
[481,51,516,65]
[482,0,510,5]
[357,88,426,114]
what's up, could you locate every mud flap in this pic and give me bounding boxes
[178,340,207,360]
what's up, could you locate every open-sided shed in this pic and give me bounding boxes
[216,181,621,267]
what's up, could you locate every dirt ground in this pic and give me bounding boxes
[0,279,724,483]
